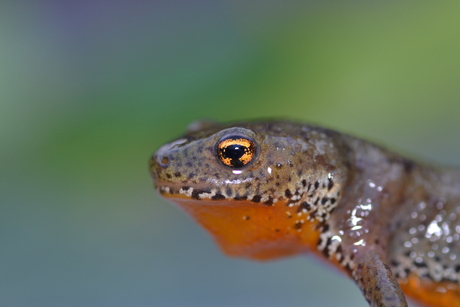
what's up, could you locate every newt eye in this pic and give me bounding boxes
[217,136,256,168]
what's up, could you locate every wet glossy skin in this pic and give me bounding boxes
[150,120,460,307]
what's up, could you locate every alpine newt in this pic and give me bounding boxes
[149,120,460,307]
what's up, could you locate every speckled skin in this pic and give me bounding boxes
[150,120,460,307]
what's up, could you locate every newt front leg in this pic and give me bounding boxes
[354,251,408,307]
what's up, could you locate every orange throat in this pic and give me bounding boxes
[162,192,322,261]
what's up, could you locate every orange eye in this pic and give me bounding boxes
[217,137,255,168]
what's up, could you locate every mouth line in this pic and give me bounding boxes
[157,184,227,201]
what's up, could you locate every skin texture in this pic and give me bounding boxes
[149,120,460,307]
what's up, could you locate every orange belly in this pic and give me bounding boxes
[163,194,322,260]
[400,275,460,307]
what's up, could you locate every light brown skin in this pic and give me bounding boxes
[150,120,460,307]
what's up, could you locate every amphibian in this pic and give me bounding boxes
[150,120,460,307]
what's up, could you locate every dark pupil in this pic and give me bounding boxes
[222,144,247,167]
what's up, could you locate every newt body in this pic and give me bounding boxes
[150,120,460,307]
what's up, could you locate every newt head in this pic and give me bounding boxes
[150,120,346,261]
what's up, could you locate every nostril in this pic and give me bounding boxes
[160,156,169,166]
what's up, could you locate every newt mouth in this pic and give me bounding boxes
[156,183,223,201]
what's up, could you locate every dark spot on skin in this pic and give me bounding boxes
[191,190,201,200]
[275,182,280,187]
[322,183,326,188]
[185,161,193,167]
[252,195,261,203]
[330,198,336,204]
[191,189,210,200]
[321,197,328,205]
[285,189,292,198]
[307,183,311,191]
[245,183,252,188]
[301,180,307,187]
[166,174,172,179]
[298,202,311,212]
[294,221,303,230]
[402,159,415,173]
[328,178,334,190]
[234,196,247,201]
[336,244,343,256]
[188,173,195,179]
[243,215,250,220]
[317,237,323,247]
[322,237,333,258]
[297,170,302,176]
[276,163,282,169]
[212,194,226,200]
[375,239,380,245]
[174,172,181,177]
[322,224,330,232]
[314,181,319,189]
[263,198,274,206]
[288,177,292,182]
[314,197,319,205]
[226,187,233,197]
[414,261,427,268]
[275,228,280,232]
[390,259,400,267]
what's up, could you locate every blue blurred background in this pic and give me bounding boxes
[1,1,460,306]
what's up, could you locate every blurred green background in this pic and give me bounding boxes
[1,1,460,306]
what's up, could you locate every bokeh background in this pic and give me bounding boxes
[2,1,460,306]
